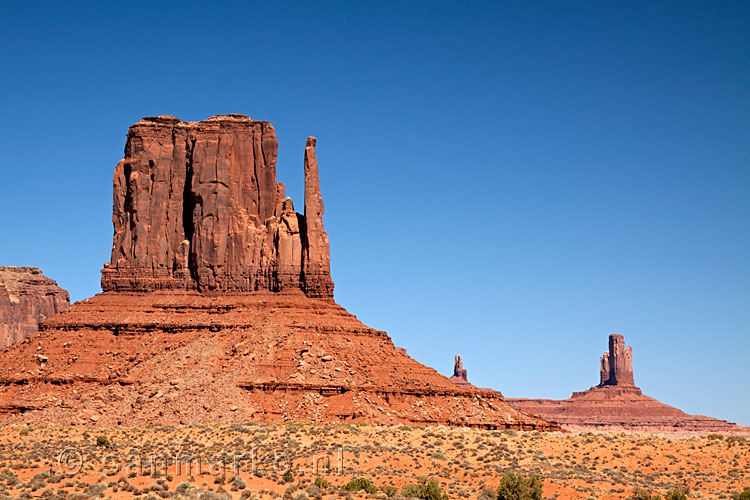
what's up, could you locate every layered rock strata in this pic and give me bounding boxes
[0,267,69,348]
[0,291,555,428]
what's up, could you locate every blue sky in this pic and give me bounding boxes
[1,1,748,425]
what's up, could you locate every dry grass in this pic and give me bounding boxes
[0,423,747,499]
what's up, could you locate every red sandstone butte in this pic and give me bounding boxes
[0,115,556,430]
[508,334,748,434]
[101,115,332,298]
[0,267,68,348]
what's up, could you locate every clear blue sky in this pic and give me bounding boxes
[1,1,748,425]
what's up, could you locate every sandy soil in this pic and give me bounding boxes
[0,423,747,499]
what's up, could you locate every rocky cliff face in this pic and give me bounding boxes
[0,267,69,348]
[508,334,747,434]
[101,115,333,299]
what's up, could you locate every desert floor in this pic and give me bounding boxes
[0,423,747,499]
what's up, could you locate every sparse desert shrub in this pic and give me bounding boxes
[726,435,747,446]
[402,484,424,499]
[231,476,247,491]
[341,477,377,494]
[283,470,295,483]
[48,473,66,484]
[478,487,498,500]
[380,485,398,497]
[28,471,50,492]
[284,484,300,499]
[628,488,661,500]
[84,483,107,499]
[28,477,46,491]
[0,469,19,486]
[192,491,231,500]
[732,488,750,500]
[400,477,448,500]
[95,435,110,447]
[175,482,195,494]
[307,484,323,499]
[664,486,689,500]
[149,480,168,492]
[496,472,542,500]
[313,477,329,489]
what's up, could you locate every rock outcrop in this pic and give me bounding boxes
[101,115,333,299]
[508,334,747,434]
[0,267,69,348]
[0,115,557,430]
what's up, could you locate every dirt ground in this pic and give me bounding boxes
[0,423,747,499]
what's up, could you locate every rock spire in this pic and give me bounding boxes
[598,333,635,387]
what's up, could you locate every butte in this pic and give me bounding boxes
[0,114,557,430]
[507,334,747,433]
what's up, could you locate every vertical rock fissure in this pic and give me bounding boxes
[123,161,135,234]
[182,138,198,285]
[255,132,263,221]
[297,212,308,284]
[148,160,155,196]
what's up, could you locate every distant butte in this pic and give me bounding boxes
[0,115,557,430]
[507,334,748,434]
